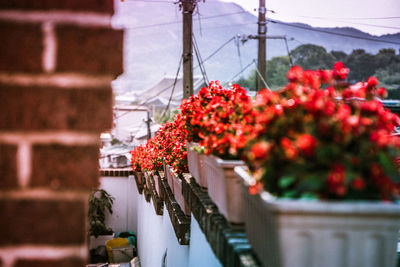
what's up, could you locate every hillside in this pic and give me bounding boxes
[112,0,400,93]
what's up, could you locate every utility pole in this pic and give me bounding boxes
[181,0,197,99]
[257,0,267,91]
[145,111,152,140]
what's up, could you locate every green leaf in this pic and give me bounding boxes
[298,174,324,191]
[282,190,297,199]
[345,169,357,182]
[299,192,318,200]
[279,175,296,189]
[378,151,399,182]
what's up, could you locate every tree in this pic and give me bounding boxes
[291,44,335,70]
[234,56,291,91]
[344,49,376,82]
[234,70,256,91]
[266,56,291,89]
[375,48,397,67]
[330,50,347,62]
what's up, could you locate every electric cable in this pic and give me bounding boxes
[193,36,236,69]
[252,60,271,91]
[224,59,257,87]
[267,19,400,45]
[193,34,209,85]
[294,15,400,31]
[284,36,293,66]
[125,11,248,30]
[235,35,244,79]
[161,54,183,117]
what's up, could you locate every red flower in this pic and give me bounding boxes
[328,164,346,196]
[332,61,349,80]
[377,87,388,98]
[367,76,378,88]
[250,141,271,160]
[183,82,255,159]
[286,65,303,83]
[351,177,366,191]
[281,137,298,160]
[243,62,400,201]
[296,134,316,157]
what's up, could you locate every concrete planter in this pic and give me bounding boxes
[186,141,207,188]
[235,166,400,267]
[203,155,245,223]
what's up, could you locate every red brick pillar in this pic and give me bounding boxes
[0,1,123,266]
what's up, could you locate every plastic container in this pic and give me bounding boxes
[106,238,129,263]
[112,245,136,263]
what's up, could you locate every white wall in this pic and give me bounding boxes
[188,216,222,267]
[100,176,138,235]
[100,175,223,267]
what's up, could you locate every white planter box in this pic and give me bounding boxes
[235,166,400,267]
[144,172,151,188]
[152,172,162,197]
[186,141,207,188]
[204,155,245,223]
[163,163,174,193]
[169,166,190,215]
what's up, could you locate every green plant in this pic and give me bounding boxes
[244,63,400,201]
[88,189,115,237]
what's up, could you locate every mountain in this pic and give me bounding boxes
[112,0,400,94]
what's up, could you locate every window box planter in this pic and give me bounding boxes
[186,141,207,188]
[133,172,144,194]
[163,163,174,194]
[167,165,190,215]
[152,171,162,198]
[144,171,163,215]
[203,155,245,224]
[235,166,400,267]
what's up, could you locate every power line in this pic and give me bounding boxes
[295,15,400,31]
[200,22,257,30]
[300,15,400,20]
[114,81,178,120]
[194,36,235,69]
[234,34,244,79]
[224,59,257,86]
[192,34,209,85]
[124,0,175,2]
[283,37,293,66]
[125,11,248,30]
[252,60,271,91]
[267,19,400,45]
[270,10,400,21]
[162,54,183,117]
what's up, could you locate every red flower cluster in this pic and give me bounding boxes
[131,145,145,172]
[157,114,189,174]
[180,81,255,159]
[130,114,188,175]
[244,62,400,201]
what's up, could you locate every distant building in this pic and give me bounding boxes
[112,105,149,143]
[116,76,207,113]
[99,143,134,169]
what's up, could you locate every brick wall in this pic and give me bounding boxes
[0,1,123,266]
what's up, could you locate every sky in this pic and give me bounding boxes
[220,0,400,36]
